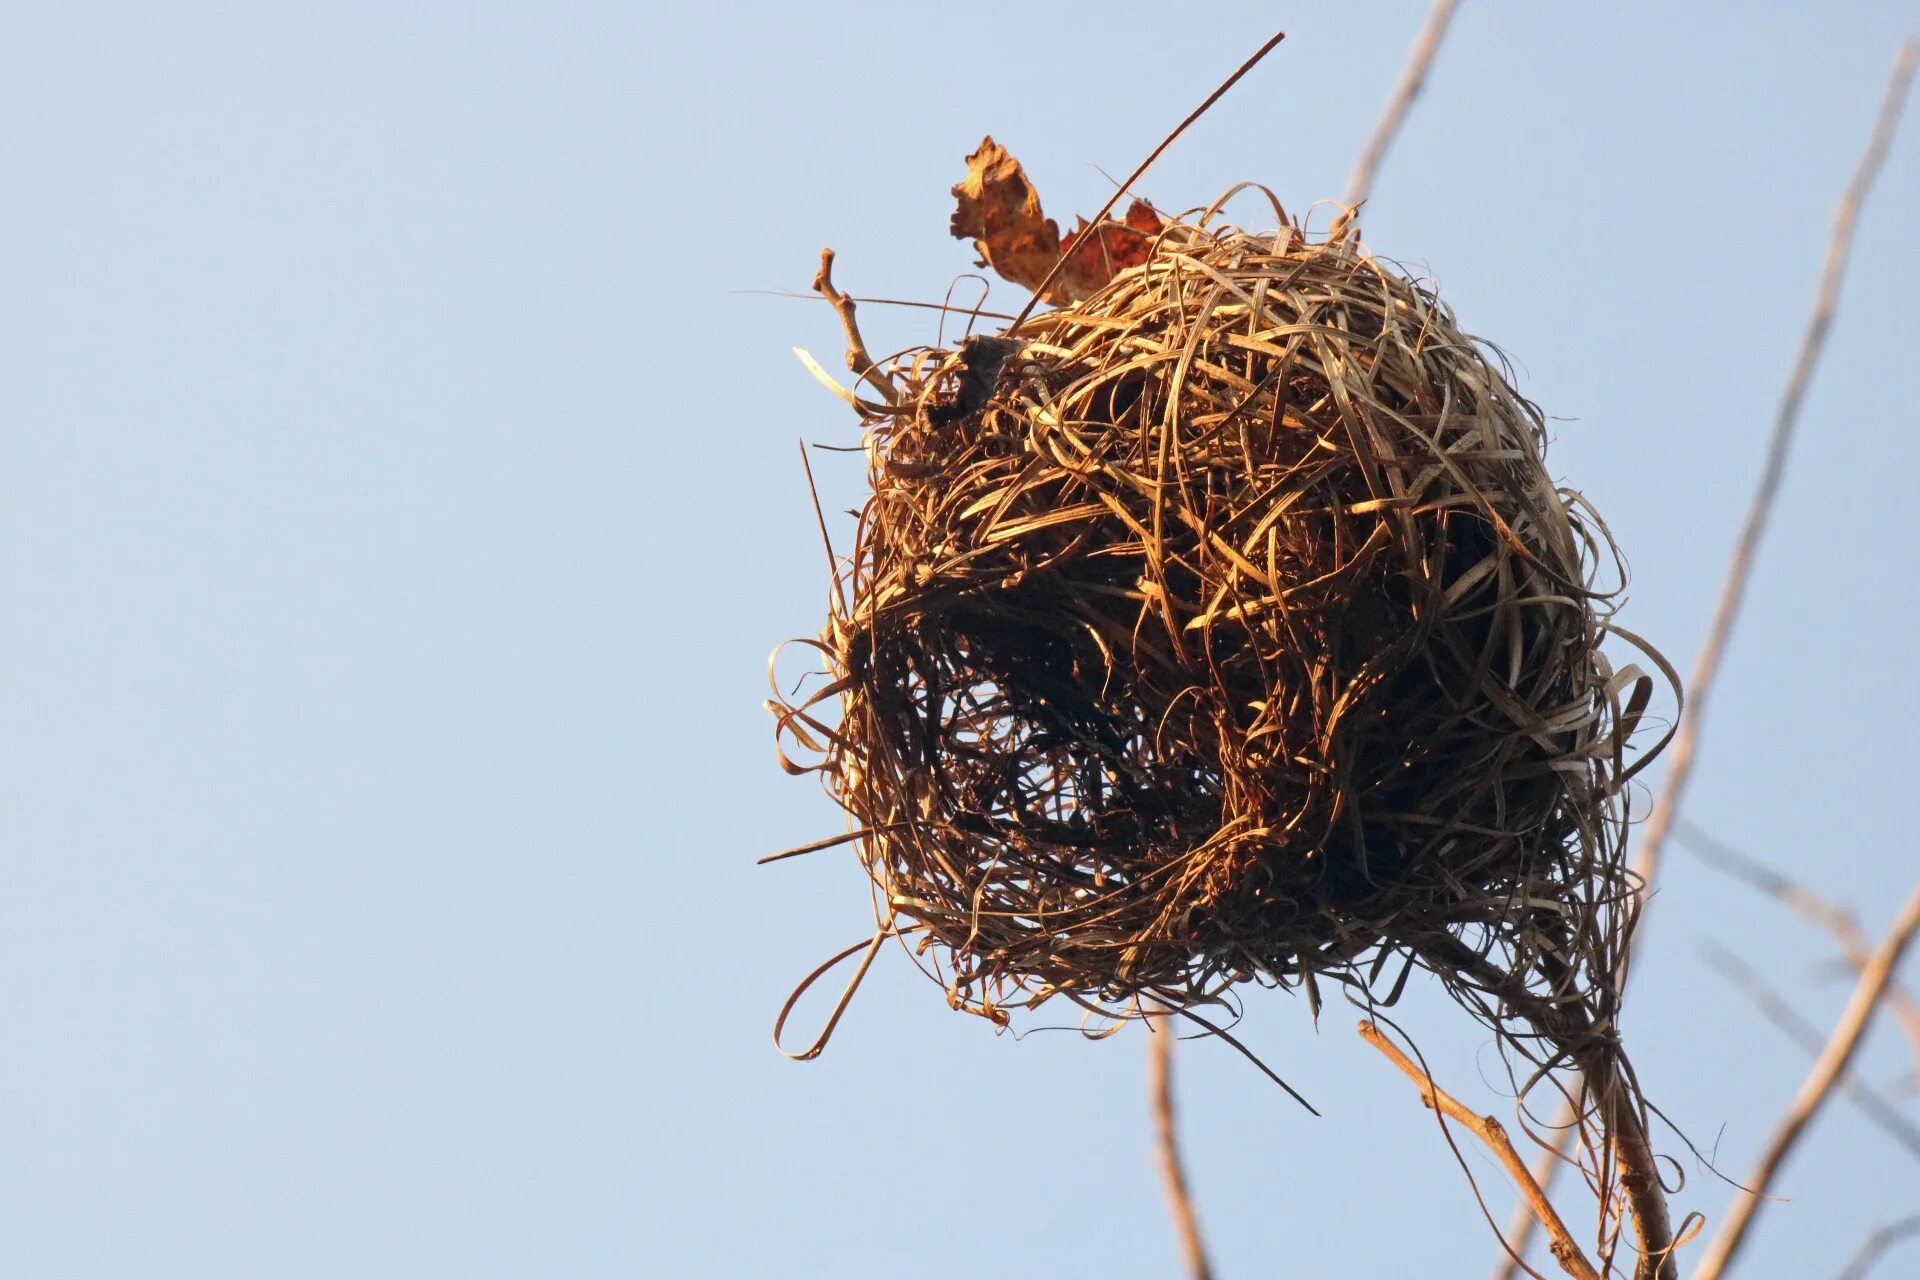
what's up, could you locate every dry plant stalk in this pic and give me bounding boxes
[1497,35,1920,1277]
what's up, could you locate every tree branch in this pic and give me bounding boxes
[1495,1129,1579,1280]
[1360,1020,1601,1280]
[1700,942,1920,1160]
[1681,819,1920,1091]
[1498,35,1920,1273]
[1147,1013,1213,1280]
[1343,0,1463,209]
[1691,878,1920,1280]
[1834,1215,1920,1280]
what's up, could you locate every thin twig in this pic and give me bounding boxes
[1147,1014,1213,1280]
[1498,37,1920,1276]
[1700,943,1920,1160]
[1681,819,1920,1089]
[1008,28,1287,328]
[733,287,1018,322]
[1834,1215,1920,1280]
[1495,1126,1577,1279]
[1343,0,1463,209]
[1691,878,1920,1280]
[1360,1020,1601,1280]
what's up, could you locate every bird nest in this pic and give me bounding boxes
[772,204,1673,1062]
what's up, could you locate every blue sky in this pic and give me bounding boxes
[2,4,1917,1277]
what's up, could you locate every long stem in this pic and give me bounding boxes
[1008,29,1287,328]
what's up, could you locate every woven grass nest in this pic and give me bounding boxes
[772,196,1673,1065]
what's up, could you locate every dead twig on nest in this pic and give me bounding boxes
[812,248,895,405]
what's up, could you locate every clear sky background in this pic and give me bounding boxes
[2,4,1917,1278]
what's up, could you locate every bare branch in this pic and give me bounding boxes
[1495,1138,1573,1280]
[1421,937,1677,1279]
[1834,1215,1920,1280]
[1360,1020,1601,1280]
[1343,0,1463,209]
[1499,35,1920,1272]
[1628,29,1918,980]
[812,248,896,405]
[1691,878,1920,1280]
[1681,819,1920,1090]
[1146,1014,1213,1280]
[1701,943,1920,1160]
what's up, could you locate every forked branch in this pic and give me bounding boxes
[1361,1020,1602,1280]
[1700,943,1920,1159]
[1691,878,1920,1280]
[1683,819,1920,1092]
[812,247,895,405]
[1422,937,1677,1279]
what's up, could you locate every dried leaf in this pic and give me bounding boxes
[949,136,1066,301]
[1060,198,1165,296]
[950,137,1164,306]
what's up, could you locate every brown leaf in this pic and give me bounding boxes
[1059,198,1165,297]
[950,138,1163,306]
[950,136,1066,301]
